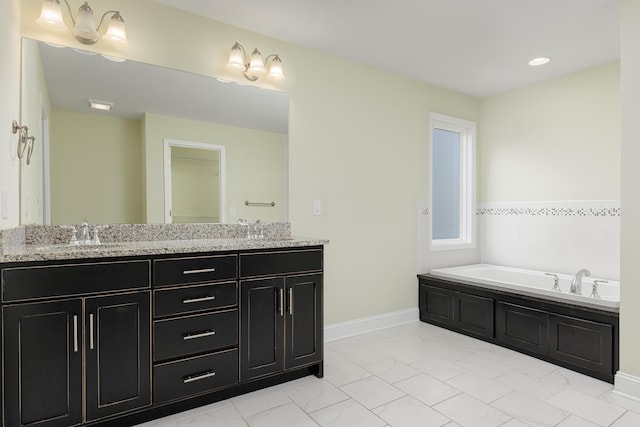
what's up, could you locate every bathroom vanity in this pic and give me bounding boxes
[0,224,326,427]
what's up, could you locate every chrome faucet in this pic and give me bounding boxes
[79,220,91,244]
[570,269,591,295]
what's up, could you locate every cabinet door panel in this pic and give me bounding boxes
[240,278,284,381]
[550,314,613,376]
[419,284,454,327]
[85,292,151,421]
[285,274,322,369]
[3,299,83,427]
[454,292,494,338]
[496,302,548,355]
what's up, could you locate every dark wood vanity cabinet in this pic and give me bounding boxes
[2,262,151,427]
[239,249,323,382]
[1,246,324,426]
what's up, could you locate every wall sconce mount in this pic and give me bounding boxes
[227,42,284,81]
[36,0,128,46]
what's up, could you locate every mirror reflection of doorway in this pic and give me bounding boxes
[163,139,226,224]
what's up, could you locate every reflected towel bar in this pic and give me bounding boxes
[245,201,276,207]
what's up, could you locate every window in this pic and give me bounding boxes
[430,113,476,250]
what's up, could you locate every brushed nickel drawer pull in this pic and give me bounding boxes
[183,370,216,384]
[73,315,78,353]
[279,288,284,317]
[183,330,216,340]
[182,295,216,304]
[89,313,94,350]
[182,268,216,275]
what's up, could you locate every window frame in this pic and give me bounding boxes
[429,113,476,252]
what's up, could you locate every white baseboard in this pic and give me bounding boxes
[614,371,640,401]
[324,308,419,342]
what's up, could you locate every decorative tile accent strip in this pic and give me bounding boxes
[476,207,621,217]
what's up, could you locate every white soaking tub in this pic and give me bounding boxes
[429,264,619,311]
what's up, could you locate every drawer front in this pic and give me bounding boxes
[154,349,238,404]
[2,260,150,302]
[154,281,237,318]
[239,249,322,278]
[154,309,238,362]
[154,255,237,286]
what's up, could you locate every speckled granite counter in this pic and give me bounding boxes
[0,223,328,263]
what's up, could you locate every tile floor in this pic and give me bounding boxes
[136,322,640,427]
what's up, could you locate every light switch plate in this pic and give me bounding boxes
[313,200,322,216]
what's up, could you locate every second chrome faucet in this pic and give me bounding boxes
[570,268,591,295]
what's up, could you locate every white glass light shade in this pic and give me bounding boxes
[36,0,67,31]
[247,48,266,77]
[102,13,128,45]
[72,3,99,44]
[267,56,285,80]
[227,44,246,70]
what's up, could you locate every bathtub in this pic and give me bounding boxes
[429,264,619,311]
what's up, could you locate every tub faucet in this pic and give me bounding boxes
[570,269,591,295]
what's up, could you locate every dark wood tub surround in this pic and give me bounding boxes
[418,274,618,383]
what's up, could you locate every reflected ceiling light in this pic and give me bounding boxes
[528,56,551,66]
[36,0,128,46]
[227,42,285,81]
[89,99,113,111]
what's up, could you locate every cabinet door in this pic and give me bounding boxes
[240,278,284,381]
[549,314,613,377]
[3,299,83,427]
[285,274,323,370]
[85,292,151,421]
[454,292,494,339]
[419,284,454,327]
[496,302,548,355]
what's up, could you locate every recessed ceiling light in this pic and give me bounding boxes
[528,57,551,66]
[89,99,114,111]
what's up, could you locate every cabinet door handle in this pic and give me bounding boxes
[183,370,216,384]
[73,315,78,353]
[279,288,284,317]
[183,330,216,340]
[182,295,216,304]
[89,313,94,350]
[289,288,294,315]
[182,268,216,275]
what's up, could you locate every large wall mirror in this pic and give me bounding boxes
[20,38,289,226]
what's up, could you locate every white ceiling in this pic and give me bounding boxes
[153,0,620,97]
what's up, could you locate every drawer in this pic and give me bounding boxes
[154,281,237,318]
[2,260,150,302]
[154,349,238,404]
[154,255,237,286]
[239,249,322,278]
[154,309,238,362]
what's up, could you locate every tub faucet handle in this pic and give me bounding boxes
[591,280,608,299]
[545,273,561,292]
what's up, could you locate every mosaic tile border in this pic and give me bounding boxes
[476,207,621,217]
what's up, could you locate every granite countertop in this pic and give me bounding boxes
[0,223,328,263]
[0,236,329,263]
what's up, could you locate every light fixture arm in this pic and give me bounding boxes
[96,10,122,32]
[61,0,76,25]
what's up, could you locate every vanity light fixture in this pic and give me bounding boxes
[227,42,284,81]
[36,0,128,46]
[89,99,113,111]
[528,56,551,66]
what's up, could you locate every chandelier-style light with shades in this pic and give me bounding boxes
[36,0,128,46]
